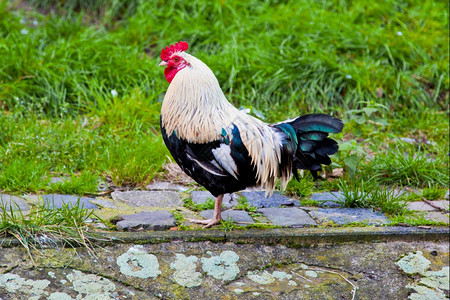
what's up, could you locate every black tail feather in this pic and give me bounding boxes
[288,114,343,178]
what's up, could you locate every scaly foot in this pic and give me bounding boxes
[188,218,221,228]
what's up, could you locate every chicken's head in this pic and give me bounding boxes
[159,41,189,83]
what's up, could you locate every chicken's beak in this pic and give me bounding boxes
[159,61,168,66]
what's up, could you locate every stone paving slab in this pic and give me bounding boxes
[0,194,30,211]
[199,210,254,224]
[41,194,97,209]
[257,208,317,227]
[241,191,300,208]
[423,212,449,224]
[116,211,176,231]
[111,190,182,207]
[309,208,389,225]
[146,181,189,192]
[407,200,449,211]
[310,192,344,208]
[191,191,235,208]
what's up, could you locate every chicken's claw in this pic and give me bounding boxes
[188,218,221,228]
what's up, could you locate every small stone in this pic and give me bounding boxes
[146,181,188,192]
[241,191,300,208]
[309,208,389,225]
[444,190,449,200]
[257,208,317,227]
[199,210,254,224]
[191,191,235,208]
[116,211,176,231]
[112,191,182,208]
[41,194,97,209]
[423,212,449,224]
[0,194,30,211]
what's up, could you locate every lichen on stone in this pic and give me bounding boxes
[234,288,244,295]
[305,270,318,278]
[407,284,447,300]
[48,292,73,300]
[66,270,116,297]
[201,250,240,281]
[247,270,275,285]
[0,273,50,297]
[272,271,293,281]
[420,267,450,291]
[170,254,203,287]
[396,251,431,275]
[116,245,161,279]
[288,280,298,286]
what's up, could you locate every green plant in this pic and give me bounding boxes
[338,178,408,216]
[218,217,239,231]
[285,174,315,197]
[183,197,217,212]
[49,172,100,195]
[363,145,448,188]
[421,187,447,200]
[0,198,104,264]
[234,196,257,212]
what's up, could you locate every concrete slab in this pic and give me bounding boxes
[111,191,182,208]
[241,191,300,208]
[0,231,448,300]
[199,210,254,224]
[309,208,389,225]
[258,208,317,227]
[116,211,176,231]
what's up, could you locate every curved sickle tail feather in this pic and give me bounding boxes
[287,114,344,179]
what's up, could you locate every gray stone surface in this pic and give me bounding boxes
[407,201,449,211]
[146,181,188,192]
[111,191,182,207]
[191,191,235,208]
[199,210,254,224]
[42,194,97,209]
[241,191,300,208]
[0,194,30,211]
[309,208,389,225]
[90,198,118,209]
[310,192,344,208]
[423,212,449,224]
[116,211,176,231]
[0,238,448,300]
[258,208,317,227]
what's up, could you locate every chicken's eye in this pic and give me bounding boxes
[174,57,179,62]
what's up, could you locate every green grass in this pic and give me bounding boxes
[0,0,448,224]
[0,198,104,263]
[234,196,257,212]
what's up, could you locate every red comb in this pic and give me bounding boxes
[161,41,189,61]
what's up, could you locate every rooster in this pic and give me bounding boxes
[159,41,343,227]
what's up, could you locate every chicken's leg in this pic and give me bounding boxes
[189,194,223,228]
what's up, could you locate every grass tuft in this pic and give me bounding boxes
[0,198,105,263]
